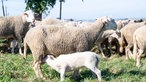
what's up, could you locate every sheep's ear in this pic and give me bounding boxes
[144,21,146,25]
[116,29,121,37]
[24,13,28,17]
[101,18,109,24]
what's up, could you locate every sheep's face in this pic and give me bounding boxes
[99,16,117,30]
[23,10,35,26]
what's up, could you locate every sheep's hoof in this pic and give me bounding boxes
[136,64,141,68]
[42,77,46,80]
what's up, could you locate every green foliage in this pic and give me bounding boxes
[0,54,146,82]
[25,0,56,14]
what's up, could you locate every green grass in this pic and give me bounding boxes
[0,54,146,82]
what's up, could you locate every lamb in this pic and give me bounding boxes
[23,16,117,79]
[111,22,146,59]
[0,10,35,55]
[43,51,101,82]
[133,25,146,67]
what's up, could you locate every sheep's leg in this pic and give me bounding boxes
[136,49,143,68]
[89,66,101,82]
[11,40,17,54]
[98,44,106,58]
[125,45,133,59]
[133,41,138,60]
[33,61,46,80]
[108,42,113,56]
[33,62,40,78]
[60,67,66,81]
[23,41,28,58]
[18,40,23,55]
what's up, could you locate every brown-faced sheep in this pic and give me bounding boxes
[133,25,146,67]
[0,10,35,55]
[23,16,117,79]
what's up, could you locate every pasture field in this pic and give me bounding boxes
[0,53,146,82]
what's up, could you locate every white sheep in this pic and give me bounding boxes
[0,10,35,55]
[110,22,146,59]
[133,25,146,67]
[43,51,101,82]
[23,16,117,79]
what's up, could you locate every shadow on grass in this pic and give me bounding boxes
[101,68,124,81]
[78,68,124,82]
[129,70,146,76]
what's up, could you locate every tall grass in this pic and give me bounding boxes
[0,54,146,82]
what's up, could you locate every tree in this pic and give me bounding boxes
[25,0,84,20]
[25,0,56,21]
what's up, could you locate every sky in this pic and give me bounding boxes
[0,0,146,20]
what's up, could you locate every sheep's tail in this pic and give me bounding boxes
[119,33,125,53]
[133,33,138,60]
[23,38,28,58]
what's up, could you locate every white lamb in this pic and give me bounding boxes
[43,51,101,82]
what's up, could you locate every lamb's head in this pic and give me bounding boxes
[97,16,117,30]
[46,55,55,60]
[23,10,35,27]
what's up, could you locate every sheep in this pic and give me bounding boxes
[133,25,146,67]
[116,19,130,30]
[23,16,117,79]
[41,18,67,26]
[115,19,144,31]
[111,22,146,59]
[43,51,101,82]
[0,10,35,55]
[92,29,117,58]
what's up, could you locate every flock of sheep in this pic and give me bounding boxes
[0,10,146,81]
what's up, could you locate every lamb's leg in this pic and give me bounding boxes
[73,69,80,79]
[136,49,143,68]
[60,67,66,81]
[89,66,101,82]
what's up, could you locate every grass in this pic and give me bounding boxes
[0,54,146,82]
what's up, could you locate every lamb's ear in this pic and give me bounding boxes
[50,55,55,60]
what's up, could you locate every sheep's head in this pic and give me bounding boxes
[97,16,117,30]
[23,10,35,27]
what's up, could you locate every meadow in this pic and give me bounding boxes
[0,53,146,82]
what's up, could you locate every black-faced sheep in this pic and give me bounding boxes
[0,10,35,55]
[23,16,117,79]
[133,25,146,67]
[43,51,101,82]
